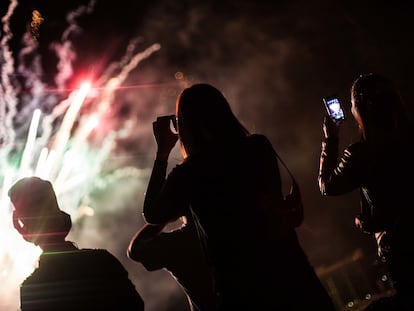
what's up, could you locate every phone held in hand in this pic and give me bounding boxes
[323,95,345,121]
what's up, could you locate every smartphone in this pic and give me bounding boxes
[323,95,345,121]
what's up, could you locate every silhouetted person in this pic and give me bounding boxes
[318,73,414,310]
[128,209,218,311]
[142,83,335,310]
[9,176,145,311]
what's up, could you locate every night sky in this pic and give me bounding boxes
[1,1,413,310]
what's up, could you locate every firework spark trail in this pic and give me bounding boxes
[116,43,162,86]
[14,15,47,143]
[36,96,72,150]
[96,37,143,86]
[63,0,96,41]
[37,0,95,146]
[52,41,76,92]
[54,0,96,90]
[0,0,19,166]
[46,82,91,180]
[18,108,41,177]
[16,31,46,125]
[49,41,162,195]
[54,130,118,214]
[93,42,162,119]
[17,32,41,89]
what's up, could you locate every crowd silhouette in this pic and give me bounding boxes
[7,74,413,310]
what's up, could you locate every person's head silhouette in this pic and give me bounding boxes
[176,83,249,157]
[8,176,72,247]
[350,73,408,140]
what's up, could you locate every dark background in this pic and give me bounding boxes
[1,1,413,310]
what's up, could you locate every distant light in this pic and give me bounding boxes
[365,293,372,300]
[381,274,388,282]
[87,115,99,129]
[347,301,355,308]
[175,72,184,80]
[80,81,92,93]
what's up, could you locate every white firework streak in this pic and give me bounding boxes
[0,0,19,163]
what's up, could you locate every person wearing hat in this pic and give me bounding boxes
[9,176,145,311]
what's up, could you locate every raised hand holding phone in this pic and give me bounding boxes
[322,95,344,139]
[323,95,345,122]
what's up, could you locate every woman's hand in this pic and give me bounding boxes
[153,115,179,160]
[322,116,342,139]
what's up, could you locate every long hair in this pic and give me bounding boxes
[176,83,249,157]
[351,73,408,140]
